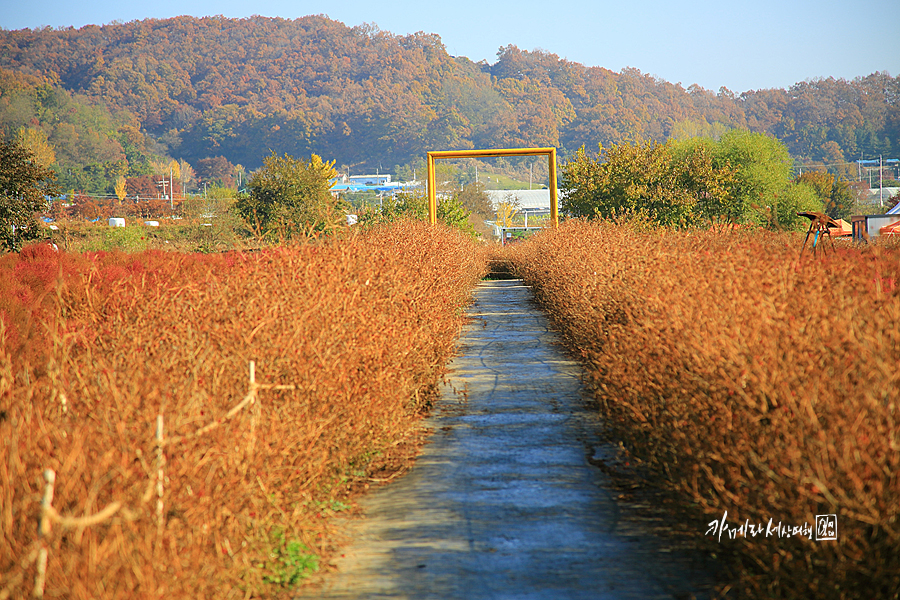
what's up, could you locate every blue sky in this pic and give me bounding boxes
[3,0,898,94]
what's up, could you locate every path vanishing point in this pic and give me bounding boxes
[297,279,717,600]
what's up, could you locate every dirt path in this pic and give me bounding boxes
[298,279,716,599]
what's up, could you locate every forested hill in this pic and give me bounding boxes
[1,15,898,182]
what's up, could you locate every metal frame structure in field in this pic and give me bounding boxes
[426,147,559,228]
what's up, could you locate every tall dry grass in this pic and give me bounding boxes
[0,220,486,599]
[509,220,899,599]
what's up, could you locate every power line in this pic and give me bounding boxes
[792,158,900,182]
[793,158,899,169]
[52,193,197,201]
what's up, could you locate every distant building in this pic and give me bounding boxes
[331,176,417,196]
[865,187,899,207]
[485,189,562,213]
[484,189,564,241]
[349,174,392,186]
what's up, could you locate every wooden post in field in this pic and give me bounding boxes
[34,469,55,598]
[156,415,165,541]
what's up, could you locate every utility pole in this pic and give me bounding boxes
[157,178,168,200]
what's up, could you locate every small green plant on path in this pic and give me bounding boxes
[260,529,320,587]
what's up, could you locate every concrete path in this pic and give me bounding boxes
[297,279,715,600]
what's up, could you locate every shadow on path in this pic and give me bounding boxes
[297,279,717,599]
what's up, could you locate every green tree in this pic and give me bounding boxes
[359,189,475,235]
[796,171,834,202]
[828,177,855,219]
[435,193,475,235]
[712,129,799,226]
[668,138,739,221]
[761,182,823,230]
[0,135,61,251]
[560,141,736,227]
[394,158,426,183]
[238,152,345,238]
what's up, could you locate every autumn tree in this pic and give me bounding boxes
[454,181,494,237]
[126,175,160,199]
[670,118,730,142]
[178,159,195,193]
[796,171,854,220]
[234,163,247,189]
[0,135,61,250]
[114,175,127,203]
[455,181,492,218]
[238,152,346,237]
[495,195,520,227]
[16,127,56,168]
[2,17,898,178]
[70,194,103,221]
[196,156,236,189]
[668,138,740,221]
[829,177,854,219]
[168,159,181,197]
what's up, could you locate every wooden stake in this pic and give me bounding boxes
[156,415,165,539]
[34,469,55,598]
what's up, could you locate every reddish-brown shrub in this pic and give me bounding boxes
[0,221,486,598]
[509,221,899,599]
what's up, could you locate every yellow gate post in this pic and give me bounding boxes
[426,147,559,227]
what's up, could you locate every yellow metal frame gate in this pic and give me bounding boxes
[426,147,559,228]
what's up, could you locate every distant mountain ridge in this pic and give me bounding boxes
[1,15,897,179]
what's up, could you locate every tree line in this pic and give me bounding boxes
[1,15,898,197]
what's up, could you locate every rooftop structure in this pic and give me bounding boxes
[349,174,392,186]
